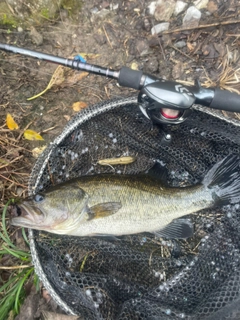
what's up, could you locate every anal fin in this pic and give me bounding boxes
[153,218,193,239]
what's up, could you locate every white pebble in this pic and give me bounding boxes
[174,1,187,16]
[183,6,201,28]
[151,22,170,35]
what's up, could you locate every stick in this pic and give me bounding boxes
[162,20,240,35]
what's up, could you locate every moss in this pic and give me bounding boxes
[0,3,19,27]
[40,8,50,19]
[0,13,19,27]
[61,0,83,16]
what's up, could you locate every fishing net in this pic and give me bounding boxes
[28,96,240,319]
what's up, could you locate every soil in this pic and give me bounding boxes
[0,0,240,319]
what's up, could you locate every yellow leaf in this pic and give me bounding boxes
[131,62,139,70]
[27,65,65,101]
[32,146,46,158]
[27,66,88,101]
[71,101,88,112]
[6,113,19,130]
[79,53,100,60]
[24,129,44,141]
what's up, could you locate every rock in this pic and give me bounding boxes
[172,61,185,79]
[145,57,159,73]
[95,8,111,19]
[143,17,152,32]
[151,22,170,35]
[174,40,186,48]
[182,6,201,28]
[29,26,43,45]
[148,1,157,15]
[174,1,188,16]
[135,39,150,56]
[93,33,106,45]
[15,288,40,320]
[154,0,175,22]
[194,0,209,10]
[109,3,119,10]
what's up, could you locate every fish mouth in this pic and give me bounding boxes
[11,203,43,228]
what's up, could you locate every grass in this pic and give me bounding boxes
[0,123,38,319]
[203,46,240,94]
[0,200,38,320]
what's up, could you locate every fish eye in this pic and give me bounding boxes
[34,194,45,203]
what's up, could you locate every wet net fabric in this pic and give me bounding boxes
[28,96,240,319]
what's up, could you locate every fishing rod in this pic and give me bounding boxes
[1,43,240,125]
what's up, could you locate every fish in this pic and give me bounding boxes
[11,155,240,239]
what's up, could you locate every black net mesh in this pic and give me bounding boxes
[28,96,240,319]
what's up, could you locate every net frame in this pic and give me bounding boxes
[27,96,240,319]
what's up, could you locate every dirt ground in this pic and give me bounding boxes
[0,0,240,319]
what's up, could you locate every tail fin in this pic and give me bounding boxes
[203,155,240,205]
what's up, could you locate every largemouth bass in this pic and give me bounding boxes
[11,155,240,239]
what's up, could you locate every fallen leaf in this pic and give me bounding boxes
[6,113,19,130]
[27,66,65,101]
[32,146,46,158]
[27,66,88,100]
[63,115,71,121]
[98,156,136,166]
[207,0,218,13]
[24,129,44,141]
[187,42,196,52]
[79,53,100,60]
[64,71,88,86]
[131,62,139,70]
[72,101,88,112]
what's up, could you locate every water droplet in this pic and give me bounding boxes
[165,309,171,315]
[86,289,91,296]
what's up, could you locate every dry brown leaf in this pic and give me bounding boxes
[6,113,19,130]
[63,115,71,121]
[207,1,218,13]
[186,42,195,52]
[64,71,88,86]
[72,101,88,112]
[98,156,136,166]
[24,129,44,141]
[32,146,47,158]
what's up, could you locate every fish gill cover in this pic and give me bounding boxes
[28,96,240,319]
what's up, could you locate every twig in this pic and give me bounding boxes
[0,173,27,189]
[103,25,113,49]
[0,155,24,169]
[40,125,58,134]
[156,37,166,61]
[162,20,240,35]
[226,34,240,37]
[0,265,33,270]
[170,45,194,61]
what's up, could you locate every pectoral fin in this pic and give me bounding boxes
[88,202,122,220]
[153,218,193,239]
